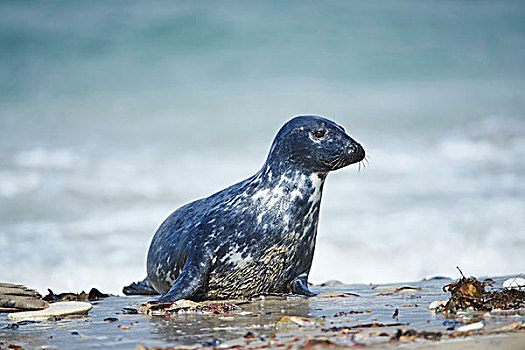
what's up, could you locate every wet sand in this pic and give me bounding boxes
[1,276,523,349]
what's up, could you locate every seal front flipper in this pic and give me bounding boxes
[122,277,158,296]
[291,273,316,297]
[155,253,211,303]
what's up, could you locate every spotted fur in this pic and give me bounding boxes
[128,116,365,302]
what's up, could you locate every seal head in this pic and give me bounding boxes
[267,115,365,173]
[124,115,365,302]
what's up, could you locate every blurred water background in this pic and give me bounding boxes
[1,0,524,294]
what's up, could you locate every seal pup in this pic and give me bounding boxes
[124,115,365,302]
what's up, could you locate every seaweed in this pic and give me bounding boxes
[441,267,525,313]
[141,300,242,316]
[43,287,110,302]
[389,329,442,342]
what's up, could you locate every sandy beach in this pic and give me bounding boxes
[1,276,523,349]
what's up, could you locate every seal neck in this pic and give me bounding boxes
[258,159,327,184]
[260,150,329,180]
[250,162,327,210]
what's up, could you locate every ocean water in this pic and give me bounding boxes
[1,0,524,294]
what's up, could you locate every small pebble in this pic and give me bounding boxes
[503,277,525,289]
[428,300,446,310]
[443,319,462,331]
[392,308,399,317]
[121,307,138,314]
[457,321,484,332]
[104,317,119,323]
[202,338,222,347]
[244,331,256,339]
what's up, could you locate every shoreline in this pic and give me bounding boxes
[1,276,524,349]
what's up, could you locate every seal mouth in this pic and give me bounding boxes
[321,142,365,171]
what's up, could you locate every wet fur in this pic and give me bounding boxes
[126,116,365,302]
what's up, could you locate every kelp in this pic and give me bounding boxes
[441,267,525,313]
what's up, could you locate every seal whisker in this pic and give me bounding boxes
[364,153,371,167]
[325,155,342,169]
[357,152,370,173]
[331,157,340,169]
[357,159,365,174]
[336,157,346,170]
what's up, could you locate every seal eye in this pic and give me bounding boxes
[313,130,325,139]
